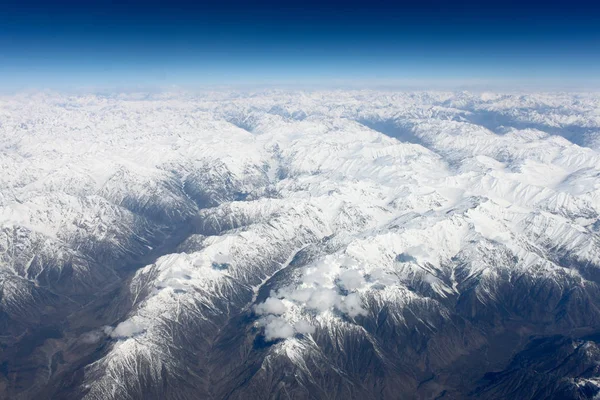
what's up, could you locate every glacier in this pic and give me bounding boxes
[0,90,600,399]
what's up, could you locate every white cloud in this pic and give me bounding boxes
[103,325,115,336]
[261,316,295,341]
[294,319,316,335]
[284,287,313,303]
[337,269,364,291]
[306,288,337,312]
[254,297,287,315]
[258,316,316,341]
[110,318,148,338]
[79,330,105,344]
[338,292,366,317]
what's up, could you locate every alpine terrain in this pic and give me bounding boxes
[1,90,600,400]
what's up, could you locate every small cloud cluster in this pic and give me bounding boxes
[106,318,148,339]
[254,260,370,341]
[257,315,316,341]
[293,319,316,335]
[260,315,295,340]
[337,269,365,290]
[281,286,365,317]
[79,329,106,344]
[254,297,287,315]
[254,298,316,341]
[272,263,368,318]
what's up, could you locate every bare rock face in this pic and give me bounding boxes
[1,90,600,399]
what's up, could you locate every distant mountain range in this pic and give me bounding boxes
[1,90,600,399]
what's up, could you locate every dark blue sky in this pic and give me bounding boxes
[0,0,599,89]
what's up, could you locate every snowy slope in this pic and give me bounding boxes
[0,90,599,399]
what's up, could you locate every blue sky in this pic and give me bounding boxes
[0,0,599,90]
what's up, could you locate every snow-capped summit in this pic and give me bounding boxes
[1,90,600,400]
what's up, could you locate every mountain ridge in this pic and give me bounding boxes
[1,90,600,399]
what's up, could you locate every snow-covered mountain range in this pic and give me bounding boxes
[1,90,600,399]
